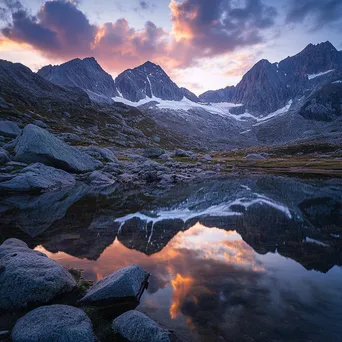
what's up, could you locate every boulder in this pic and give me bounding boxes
[159,154,172,161]
[87,171,116,187]
[143,148,165,158]
[0,120,21,138]
[0,239,76,310]
[173,149,191,157]
[202,154,212,161]
[79,265,149,305]
[79,146,119,163]
[14,125,102,173]
[0,147,10,164]
[112,310,170,342]
[0,163,76,192]
[245,154,266,160]
[33,120,48,128]
[12,305,95,342]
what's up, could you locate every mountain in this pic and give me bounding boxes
[199,86,236,103]
[199,41,342,116]
[115,61,195,102]
[0,59,90,109]
[38,57,118,103]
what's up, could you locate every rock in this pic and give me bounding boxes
[80,146,119,163]
[33,120,48,128]
[202,154,212,161]
[245,154,266,160]
[112,310,170,342]
[0,147,10,164]
[12,305,95,342]
[159,154,172,161]
[174,149,191,157]
[79,265,149,305]
[0,163,76,193]
[87,171,116,187]
[152,136,161,143]
[0,120,21,138]
[143,148,165,158]
[58,133,81,142]
[0,239,76,310]
[14,125,102,173]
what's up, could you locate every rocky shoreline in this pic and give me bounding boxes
[0,238,174,342]
[0,120,224,195]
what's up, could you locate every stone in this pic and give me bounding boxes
[11,305,95,342]
[0,239,76,310]
[159,154,172,161]
[79,265,149,305]
[0,147,10,165]
[174,149,191,157]
[0,120,21,138]
[143,148,165,158]
[245,154,266,160]
[112,310,170,342]
[87,171,116,187]
[0,163,76,192]
[33,120,48,128]
[202,154,212,161]
[14,125,102,173]
[79,146,119,163]
[152,136,161,143]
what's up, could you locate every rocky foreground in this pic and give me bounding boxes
[0,238,173,342]
[0,120,223,194]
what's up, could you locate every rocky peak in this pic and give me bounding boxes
[38,57,118,103]
[115,61,184,102]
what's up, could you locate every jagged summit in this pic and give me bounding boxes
[38,57,118,103]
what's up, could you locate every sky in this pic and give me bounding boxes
[0,0,342,95]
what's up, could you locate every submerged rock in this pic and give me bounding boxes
[0,120,21,138]
[12,305,95,342]
[0,163,76,192]
[0,239,76,310]
[14,124,102,173]
[80,265,149,305]
[112,310,170,342]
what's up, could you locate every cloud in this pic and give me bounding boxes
[286,0,342,30]
[169,0,277,56]
[0,0,277,73]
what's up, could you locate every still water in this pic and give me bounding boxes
[1,175,342,341]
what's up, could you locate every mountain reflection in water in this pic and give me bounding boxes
[1,175,342,341]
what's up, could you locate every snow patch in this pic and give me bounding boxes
[304,237,329,247]
[332,80,342,84]
[253,100,293,126]
[308,69,334,80]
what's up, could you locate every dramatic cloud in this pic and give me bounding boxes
[0,0,279,73]
[286,0,342,30]
[169,0,277,56]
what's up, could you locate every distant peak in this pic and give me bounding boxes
[303,41,337,52]
[83,57,98,63]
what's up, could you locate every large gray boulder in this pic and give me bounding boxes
[112,310,170,342]
[0,120,21,137]
[0,163,76,192]
[0,239,76,310]
[80,265,149,305]
[14,125,103,173]
[12,305,95,342]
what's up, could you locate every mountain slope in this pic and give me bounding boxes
[38,57,118,103]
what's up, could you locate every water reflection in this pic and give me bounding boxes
[1,175,342,341]
[35,223,342,342]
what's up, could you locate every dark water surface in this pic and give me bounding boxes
[1,175,342,342]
